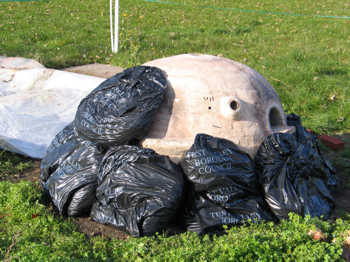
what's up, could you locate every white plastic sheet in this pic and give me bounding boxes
[0,57,106,159]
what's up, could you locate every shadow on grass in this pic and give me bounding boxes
[316,68,348,76]
[321,133,350,219]
[0,150,37,182]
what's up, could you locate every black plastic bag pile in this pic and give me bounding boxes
[40,123,104,216]
[91,146,184,237]
[74,66,167,146]
[181,134,275,234]
[255,114,337,220]
[40,66,337,237]
[41,66,184,236]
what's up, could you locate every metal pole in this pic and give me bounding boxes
[110,0,119,53]
[114,0,119,53]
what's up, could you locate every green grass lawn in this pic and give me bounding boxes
[1,0,349,133]
[0,181,349,261]
[1,0,350,261]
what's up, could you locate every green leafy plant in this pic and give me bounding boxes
[0,181,349,261]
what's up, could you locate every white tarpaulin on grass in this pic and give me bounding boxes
[0,57,106,159]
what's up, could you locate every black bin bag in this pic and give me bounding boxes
[74,66,167,146]
[40,123,104,216]
[91,145,185,237]
[254,114,337,220]
[180,134,274,235]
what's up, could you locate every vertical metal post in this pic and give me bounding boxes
[110,0,119,53]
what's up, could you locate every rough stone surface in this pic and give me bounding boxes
[0,56,44,70]
[64,63,123,78]
[142,54,294,161]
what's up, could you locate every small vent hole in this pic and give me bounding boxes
[230,100,238,110]
[208,106,212,110]
[269,107,283,130]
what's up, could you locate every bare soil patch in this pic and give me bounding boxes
[75,216,129,240]
[8,161,41,183]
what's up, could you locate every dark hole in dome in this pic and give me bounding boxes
[230,100,238,110]
[269,107,283,130]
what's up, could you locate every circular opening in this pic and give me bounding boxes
[269,107,283,130]
[208,106,212,110]
[230,100,238,110]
